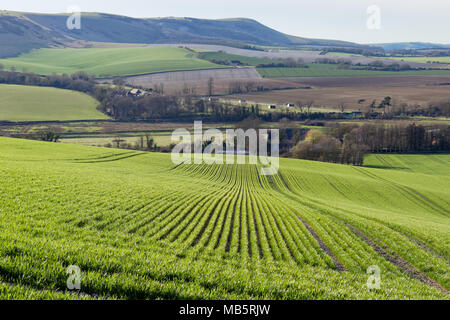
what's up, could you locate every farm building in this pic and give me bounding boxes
[127,89,144,97]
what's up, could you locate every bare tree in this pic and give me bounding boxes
[182,83,190,95]
[112,77,126,86]
[207,77,214,96]
[305,100,314,115]
[245,81,255,93]
[144,134,155,151]
[296,101,304,113]
[357,99,366,111]
[112,136,125,148]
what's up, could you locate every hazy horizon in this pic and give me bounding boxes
[2,0,450,44]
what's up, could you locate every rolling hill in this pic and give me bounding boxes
[0,137,448,299]
[0,84,106,121]
[373,42,450,51]
[0,46,227,77]
[0,11,364,58]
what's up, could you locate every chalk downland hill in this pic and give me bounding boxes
[0,11,364,58]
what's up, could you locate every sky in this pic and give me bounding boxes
[2,0,449,44]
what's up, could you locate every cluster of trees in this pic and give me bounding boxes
[104,133,173,152]
[360,98,450,119]
[257,58,308,68]
[339,123,450,153]
[396,101,450,118]
[390,49,450,57]
[0,70,97,93]
[364,61,413,71]
[290,129,363,164]
[321,47,385,57]
[290,123,450,165]
[204,58,249,67]
[314,57,343,65]
[313,58,413,71]
[98,91,269,122]
[9,127,64,143]
[38,130,61,142]
[227,81,266,94]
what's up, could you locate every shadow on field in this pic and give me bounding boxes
[363,165,410,171]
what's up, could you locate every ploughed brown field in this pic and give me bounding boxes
[225,75,450,110]
[107,68,310,96]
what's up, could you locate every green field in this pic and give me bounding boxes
[390,56,450,64]
[325,52,450,65]
[0,84,107,121]
[0,47,227,77]
[0,137,448,299]
[257,64,450,77]
[325,51,364,57]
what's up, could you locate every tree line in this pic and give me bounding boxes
[289,123,450,165]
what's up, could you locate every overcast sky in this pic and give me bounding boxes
[2,0,449,44]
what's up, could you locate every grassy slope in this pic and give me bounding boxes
[0,47,227,77]
[0,137,448,299]
[389,56,450,64]
[326,52,450,66]
[0,84,107,121]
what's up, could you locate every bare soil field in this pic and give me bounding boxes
[122,67,260,84]
[277,75,450,88]
[103,67,263,94]
[227,75,450,110]
[107,68,320,96]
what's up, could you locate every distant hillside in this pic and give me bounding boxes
[373,42,450,51]
[0,11,363,58]
[0,13,62,57]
